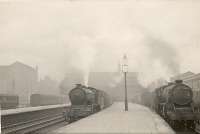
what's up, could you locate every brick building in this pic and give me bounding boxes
[0,61,38,107]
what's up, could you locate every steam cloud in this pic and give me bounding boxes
[1,1,199,88]
[133,26,180,87]
[109,73,123,88]
[147,36,180,75]
[66,36,96,86]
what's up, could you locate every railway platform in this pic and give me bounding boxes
[51,102,175,134]
[1,104,70,134]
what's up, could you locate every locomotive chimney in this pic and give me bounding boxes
[76,84,82,88]
[175,80,183,84]
[168,82,173,85]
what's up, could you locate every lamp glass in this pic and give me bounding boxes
[122,65,128,73]
[122,54,128,73]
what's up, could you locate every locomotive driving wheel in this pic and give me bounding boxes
[169,120,177,129]
[162,104,168,119]
[186,120,195,130]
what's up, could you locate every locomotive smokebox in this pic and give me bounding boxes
[76,84,82,87]
[175,80,183,84]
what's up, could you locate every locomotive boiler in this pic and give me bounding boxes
[152,80,200,129]
[67,84,112,122]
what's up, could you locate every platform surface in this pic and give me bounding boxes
[2,104,70,116]
[52,102,175,134]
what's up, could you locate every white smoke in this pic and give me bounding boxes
[109,73,123,88]
[81,45,96,86]
[67,36,96,86]
[1,1,199,89]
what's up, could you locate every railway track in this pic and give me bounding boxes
[170,122,199,134]
[175,127,198,134]
[2,113,65,134]
[1,104,70,134]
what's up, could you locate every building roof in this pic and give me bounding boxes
[183,73,200,81]
[170,71,195,81]
[0,61,36,75]
[11,61,35,70]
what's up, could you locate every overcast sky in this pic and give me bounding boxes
[1,0,200,86]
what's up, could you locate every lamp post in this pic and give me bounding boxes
[122,54,128,111]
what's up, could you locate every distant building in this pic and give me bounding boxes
[36,76,60,95]
[88,72,119,90]
[170,71,195,82]
[88,72,145,102]
[170,71,200,91]
[0,61,38,107]
[182,73,200,91]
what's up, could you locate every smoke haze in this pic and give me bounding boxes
[1,0,200,87]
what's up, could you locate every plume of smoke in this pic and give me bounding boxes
[109,73,123,88]
[68,36,96,87]
[133,26,180,87]
[81,45,96,87]
[136,36,180,87]
[146,36,180,75]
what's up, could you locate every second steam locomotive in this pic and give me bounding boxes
[67,84,112,122]
[142,80,200,129]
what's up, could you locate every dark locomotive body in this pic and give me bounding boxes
[67,84,112,122]
[142,80,200,129]
[157,80,200,129]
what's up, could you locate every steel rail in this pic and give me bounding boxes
[1,105,69,134]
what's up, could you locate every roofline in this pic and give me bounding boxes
[183,73,200,81]
[10,61,36,71]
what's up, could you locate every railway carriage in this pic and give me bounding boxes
[0,94,19,109]
[30,94,65,106]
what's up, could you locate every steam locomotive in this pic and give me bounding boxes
[67,84,112,122]
[142,80,200,129]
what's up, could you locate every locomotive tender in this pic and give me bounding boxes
[67,84,112,122]
[143,80,200,129]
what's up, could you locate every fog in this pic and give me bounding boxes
[1,0,200,86]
